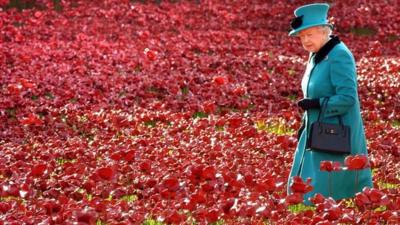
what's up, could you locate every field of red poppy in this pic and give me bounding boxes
[0,0,399,224]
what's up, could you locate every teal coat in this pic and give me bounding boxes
[288,39,373,203]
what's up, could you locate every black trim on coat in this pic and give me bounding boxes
[313,35,341,65]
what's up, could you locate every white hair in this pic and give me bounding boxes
[320,25,333,36]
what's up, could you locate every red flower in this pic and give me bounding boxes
[161,176,180,192]
[20,113,43,126]
[355,192,371,208]
[201,166,216,180]
[190,191,207,204]
[285,193,304,205]
[290,176,313,194]
[0,202,11,214]
[309,193,325,205]
[165,210,186,224]
[31,164,47,177]
[221,198,235,214]
[123,150,135,162]
[255,177,276,193]
[213,76,228,85]
[362,187,391,207]
[345,155,370,170]
[76,210,97,224]
[7,83,23,95]
[202,101,217,114]
[320,161,341,172]
[206,209,220,223]
[19,78,35,88]
[139,160,151,172]
[43,200,61,215]
[232,86,246,96]
[96,167,115,181]
[0,0,10,7]
[144,48,157,60]
[227,116,242,129]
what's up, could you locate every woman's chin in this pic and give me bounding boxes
[303,47,315,52]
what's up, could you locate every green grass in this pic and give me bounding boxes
[215,125,224,131]
[5,0,63,11]
[45,92,55,99]
[5,108,17,119]
[211,220,224,225]
[288,203,316,214]
[343,198,356,208]
[144,120,157,128]
[287,94,298,101]
[181,86,189,95]
[192,111,208,119]
[377,181,399,189]
[374,205,387,212]
[287,68,296,76]
[387,34,398,42]
[86,194,93,201]
[142,219,165,225]
[0,196,21,201]
[120,194,138,202]
[255,119,295,135]
[96,220,107,225]
[141,216,224,225]
[134,64,143,72]
[391,119,400,128]
[350,27,377,36]
[55,158,77,165]
[371,168,378,177]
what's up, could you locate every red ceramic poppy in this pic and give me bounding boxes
[290,176,313,194]
[345,155,370,170]
[320,161,342,172]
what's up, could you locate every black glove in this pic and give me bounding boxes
[297,98,320,110]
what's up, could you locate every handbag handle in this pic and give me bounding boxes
[317,97,345,127]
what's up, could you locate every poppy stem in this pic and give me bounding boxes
[328,172,332,197]
[354,170,359,193]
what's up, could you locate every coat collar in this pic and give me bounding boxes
[312,35,341,65]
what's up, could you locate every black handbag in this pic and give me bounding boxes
[308,98,351,154]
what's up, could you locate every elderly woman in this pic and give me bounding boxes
[287,3,372,203]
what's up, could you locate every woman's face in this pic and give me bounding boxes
[298,26,329,53]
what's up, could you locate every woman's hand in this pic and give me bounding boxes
[297,98,320,110]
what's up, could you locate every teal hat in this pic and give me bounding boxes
[289,3,332,36]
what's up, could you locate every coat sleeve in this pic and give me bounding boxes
[320,50,357,117]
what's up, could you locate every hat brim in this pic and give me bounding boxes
[289,23,333,36]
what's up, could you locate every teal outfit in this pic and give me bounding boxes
[287,38,373,202]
